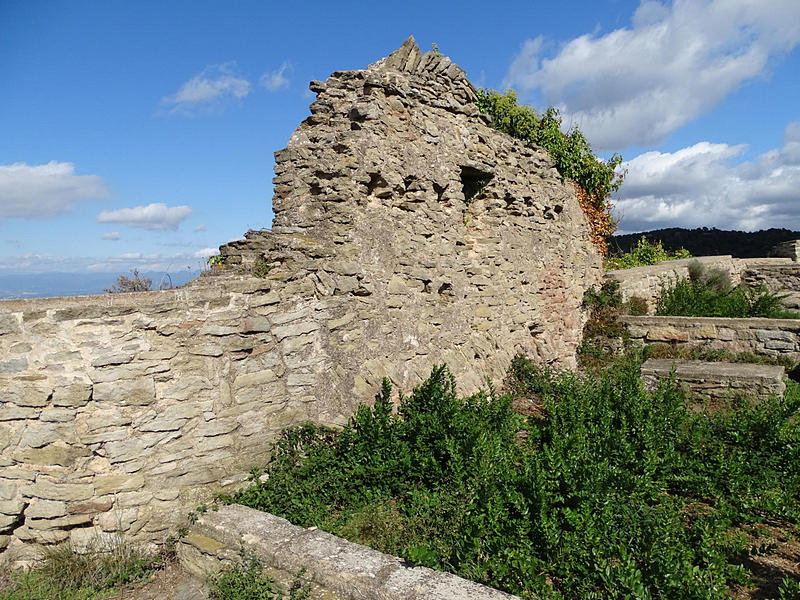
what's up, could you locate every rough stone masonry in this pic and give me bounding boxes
[0,37,602,564]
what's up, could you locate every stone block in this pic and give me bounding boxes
[91,353,135,367]
[242,317,271,333]
[52,383,92,407]
[14,443,90,467]
[272,320,318,341]
[39,408,76,423]
[25,479,93,502]
[0,313,21,335]
[93,473,145,496]
[0,501,25,516]
[93,377,155,405]
[25,500,67,519]
[20,423,64,448]
[0,358,27,374]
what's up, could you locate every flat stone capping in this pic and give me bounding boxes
[178,504,520,600]
[622,315,800,363]
[641,359,786,403]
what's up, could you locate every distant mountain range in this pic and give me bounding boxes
[0,270,202,299]
[609,228,800,259]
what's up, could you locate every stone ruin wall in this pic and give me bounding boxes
[0,38,603,564]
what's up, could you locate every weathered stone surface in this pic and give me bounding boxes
[93,378,156,405]
[25,479,93,502]
[182,504,519,599]
[623,316,800,363]
[25,500,67,519]
[0,313,21,335]
[14,443,89,467]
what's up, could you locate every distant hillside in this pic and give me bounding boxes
[609,228,800,259]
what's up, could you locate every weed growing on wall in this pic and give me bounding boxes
[208,552,312,600]
[228,357,800,599]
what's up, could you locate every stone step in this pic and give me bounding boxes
[641,359,786,407]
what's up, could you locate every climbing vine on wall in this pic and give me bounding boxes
[475,89,623,254]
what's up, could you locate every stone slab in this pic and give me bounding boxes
[180,504,520,600]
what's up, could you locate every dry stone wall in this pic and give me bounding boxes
[0,37,602,564]
[623,315,800,363]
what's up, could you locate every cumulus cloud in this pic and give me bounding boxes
[0,161,108,218]
[260,61,292,92]
[505,0,800,149]
[161,63,250,115]
[97,203,192,231]
[615,121,800,232]
[101,232,120,240]
[193,247,220,259]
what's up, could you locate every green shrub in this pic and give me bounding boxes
[229,358,800,599]
[623,295,649,316]
[605,236,691,270]
[656,267,798,319]
[475,90,623,208]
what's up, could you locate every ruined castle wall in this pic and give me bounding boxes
[0,38,603,563]
[0,278,332,563]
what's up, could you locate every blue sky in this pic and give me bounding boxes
[1,0,799,278]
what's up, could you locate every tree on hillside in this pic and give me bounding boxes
[104,269,152,293]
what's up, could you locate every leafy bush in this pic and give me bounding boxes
[475,89,622,252]
[579,280,628,371]
[656,263,798,318]
[605,236,691,270]
[475,90,623,205]
[208,553,311,600]
[229,358,800,599]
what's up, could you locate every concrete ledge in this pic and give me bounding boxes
[178,504,520,600]
[641,359,786,404]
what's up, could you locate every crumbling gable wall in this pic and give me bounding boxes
[0,38,602,564]
[220,37,603,396]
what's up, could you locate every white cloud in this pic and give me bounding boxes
[0,161,108,218]
[193,247,220,259]
[193,224,207,232]
[260,61,292,92]
[97,203,192,231]
[161,63,250,115]
[505,0,800,149]
[101,232,120,240]
[615,121,800,232]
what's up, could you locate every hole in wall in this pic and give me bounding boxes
[433,182,447,202]
[460,166,494,204]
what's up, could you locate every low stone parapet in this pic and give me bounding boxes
[641,359,786,406]
[622,315,800,363]
[605,256,741,312]
[179,504,519,600]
